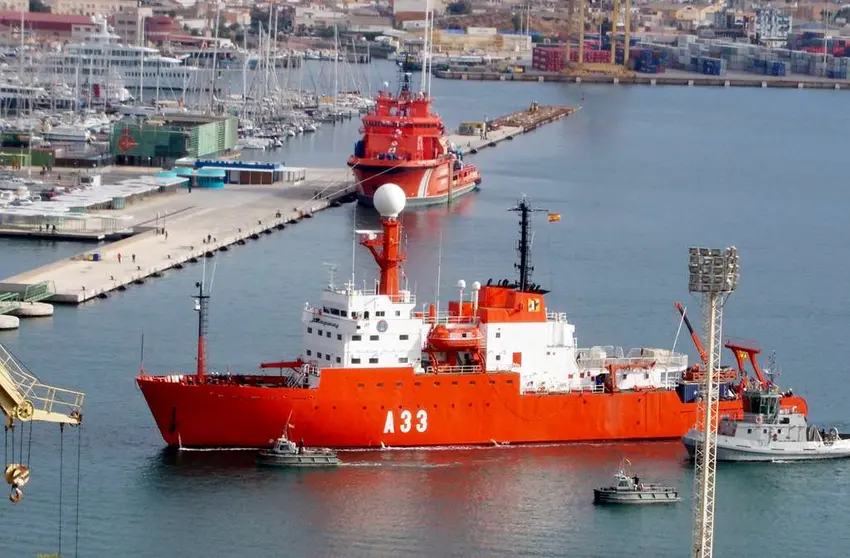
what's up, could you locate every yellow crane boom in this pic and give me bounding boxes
[0,342,84,425]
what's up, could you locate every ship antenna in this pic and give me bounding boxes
[508,196,547,292]
[193,266,210,381]
[323,263,338,290]
[139,332,145,374]
[350,202,357,288]
[435,227,444,317]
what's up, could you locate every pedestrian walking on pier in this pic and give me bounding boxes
[117,253,122,263]
[132,254,136,264]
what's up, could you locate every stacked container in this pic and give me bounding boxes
[827,57,849,79]
[531,45,564,72]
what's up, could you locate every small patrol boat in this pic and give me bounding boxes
[593,459,680,505]
[257,429,341,468]
[683,384,850,462]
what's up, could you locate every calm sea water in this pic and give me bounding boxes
[2,65,850,556]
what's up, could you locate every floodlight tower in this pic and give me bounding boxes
[688,246,739,558]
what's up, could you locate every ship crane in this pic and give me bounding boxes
[687,247,739,558]
[1,342,85,502]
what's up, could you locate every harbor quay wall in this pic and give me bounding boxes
[434,70,850,90]
[0,169,356,304]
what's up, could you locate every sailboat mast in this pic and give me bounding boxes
[208,2,221,115]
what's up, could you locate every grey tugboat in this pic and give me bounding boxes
[593,459,680,505]
[257,418,341,468]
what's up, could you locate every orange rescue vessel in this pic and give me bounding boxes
[137,184,807,448]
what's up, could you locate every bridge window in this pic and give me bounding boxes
[369,357,379,364]
[352,357,361,364]
[306,350,312,356]
[337,334,342,340]
[395,311,401,317]
[364,311,370,319]
[341,310,348,317]
[399,334,409,340]
[330,308,340,316]
[495,355,501,361]
[399,357,408,364]
[318,329,323,336]
[370,335,379,341]
[307,327,313,333]
[326,332,331,338]
[336,357,341,363]
[376,311,385,317]
[352,335,362,341]
[325,355,331,361]
[317,352,323,359]
[496,332,501,338]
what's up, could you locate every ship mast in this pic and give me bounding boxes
[360,184,407,300]
[508,197,547,293]
[193,280,209,380]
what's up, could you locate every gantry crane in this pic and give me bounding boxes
[1,341,84,503]
[687,247,739,558]
[562,0,635,77]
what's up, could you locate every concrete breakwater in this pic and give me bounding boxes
[0,168,355,305]
[445,105,577,155]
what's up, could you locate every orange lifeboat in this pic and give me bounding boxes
[428,324,483,351]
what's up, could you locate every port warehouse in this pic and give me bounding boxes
[531,34,850,79]
[109,115,238,166]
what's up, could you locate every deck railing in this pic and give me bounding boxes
[0,342,84,424]
[425,365,483,375]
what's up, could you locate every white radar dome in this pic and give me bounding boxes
[373,183,406,218]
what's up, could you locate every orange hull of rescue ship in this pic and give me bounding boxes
[137,370,808,448]
[137,185,808,449]
[348,73,481,208]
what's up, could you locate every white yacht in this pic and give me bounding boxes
[46,18,199,92]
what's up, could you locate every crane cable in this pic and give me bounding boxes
[75,425,82,558]
[26,420,32,469]
[58,423,64,558]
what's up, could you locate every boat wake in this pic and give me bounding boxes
[339,461,460,469]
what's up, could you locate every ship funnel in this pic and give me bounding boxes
[472,281,481,313]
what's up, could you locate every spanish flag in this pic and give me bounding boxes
[548,213,561,223]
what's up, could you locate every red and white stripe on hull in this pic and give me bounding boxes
[351,157,481,208]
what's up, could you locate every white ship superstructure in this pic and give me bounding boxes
[47,19,197,92]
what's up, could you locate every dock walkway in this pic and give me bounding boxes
[0,168,355,304]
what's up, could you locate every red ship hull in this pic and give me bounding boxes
[350,157,481,208]
[137,368,808,448]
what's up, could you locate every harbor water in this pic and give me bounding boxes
[2,74,850,556]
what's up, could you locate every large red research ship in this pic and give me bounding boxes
[347,71,481,208]
[136,184,808,449]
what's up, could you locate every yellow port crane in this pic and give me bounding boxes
[562,0,635,78]
[1,341,84,504]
